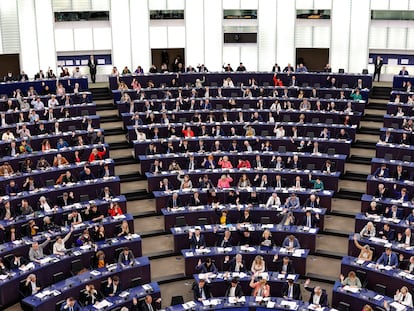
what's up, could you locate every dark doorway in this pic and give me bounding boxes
[296,48,329,72]
[151,48,185,72]
[0,54,20,80]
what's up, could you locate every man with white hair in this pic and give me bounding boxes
[304,279,328,307]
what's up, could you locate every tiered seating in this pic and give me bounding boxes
[340,75,414,309]
[0,78,159,310]
[107,71,374,309]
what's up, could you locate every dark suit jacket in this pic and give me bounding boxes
[397,234,414,246]
[103,282,122,296]
[377,228,395,241]
[189,235,206,249]
[305,287,328,307]
[225,258,247,272]
[282,283,301,300]
[225,284,244,297]
[60,302,82,311]
[141,300,161,311]
[274,260,295,274]
[22,280,41,297]
[301,214,319,227]
[193,284,212,300]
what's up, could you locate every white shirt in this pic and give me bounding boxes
[228,287,236,297]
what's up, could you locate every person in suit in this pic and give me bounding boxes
[225,278,244,298]
[283,63,295,73]
[393,165,407,181]
[189,228,206,249]
[301,210,320,228]
[380,131,394,143]
[373,56,383,82]
[384,204,403,220]
[286,155,302,170]
[377,223,395,241]
[22,273,41,297]
[117,247,135,266]
[60,297,82,311]
[80,284,102,306]
[190,191,204,206]
[149,159,163,173]
[373,163,390,178]
[282,279,301,300]
[193,279,212,301]
[303,194,321,209]
[303,279,328,307]
[215,230,233,247]
[195,258,218,274]
[102,276,122,297]
[397,228,414,246]
[224,254,247,272]
[141,295,161,311]
[399,66,409,75]
[374,183,389,199]
[376,247,398,268]
[282,235,301,251]
[272,254,295,274]
[88,55,97,83]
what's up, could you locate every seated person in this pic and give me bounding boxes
[10,254,28,269]
[393,286,414,308]
[195,258,218,274]
[5,180,19,196]
[189,228,206,249]
[22,273,41,297]
[251,255,266,276]
[249,276,270,297]
[38,196,54,212]
[353,234,373,261]
[302,210,320,228]
[53,154,69,166]
[26,219,39,237]
[56,192,75,207]
[360,221,376,238]
[223,254,247,272]
[340,271,362,288]
[80,284,102,306]
[84,204,104,222]
[336,128,350,140]
[303,194,320,208]
[260,229,274,249]
[282,278,301,300]
[384,204,403,219]
[282,234,301,251]
[376,247,398,268]
[100,186,115,200]
[108,202,123,216]
[68,210,82,225]
[118,247,135,266]
[303,279,329,307]
[53,228,73,256]
[321,160,335,173]
[215,229,233,247]
[0,200,17,220]
[19,199,34,216]
[373,163,389,178]
[272,254,295,274]
[308,175,324,190]
[79,166,95,181]
[102,276,122,297]
[193,279,212,302]
[377,223,395,241]
[225,278,244,298]
[285,193,300,209]
[28,238,51,263]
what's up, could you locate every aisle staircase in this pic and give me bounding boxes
[90,82,390,304]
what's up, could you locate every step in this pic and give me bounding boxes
[109,141,130,150]
[100,115,120,123]
[114,156,137,165]
[96,103,115,111]
[306,255,341,280]
[358,126,381,135]
[119,174,144,182]
[367,102,388,110]
[363,114,385,122]
[342,171,368,182]
[335,190,364,200]
[331,198,361,215]
[353,140,377,150]
[347,155,372,165]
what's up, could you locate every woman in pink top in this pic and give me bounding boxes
[218,156,233,169]
[217,174,233,189]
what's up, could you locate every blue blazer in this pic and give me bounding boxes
[377,252,398,266]
[282,237,301,249]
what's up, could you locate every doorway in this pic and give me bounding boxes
[151,48,185,72]
[296,48,329,72]
[0,54,20,79]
